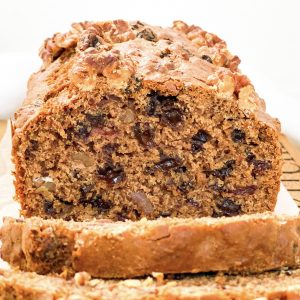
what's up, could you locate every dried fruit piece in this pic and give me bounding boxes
[186,198,201,208]
[160,107,183,127]
[206,160,235,180]
[178,181,194,193]
[175,166,187,173]
[230,185,257,195]
[133,122,155,148]
[74,122,90,138]
[251,160,272,177]
[86,113,105,127]
[97,164,125,184]
[191,130,211,153]
[154,157,180,172]
[102,143,119,158]
[146,93,160,116]
[217,198,241,216]
[231,129,246,143]
[44,200,55,215]
[25,140,39,160]
[129,191,154,215]
[80,184,94,197]
[146,92,184,128]
[80,195,113,211]
[246,152,256,163]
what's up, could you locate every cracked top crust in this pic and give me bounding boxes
[13,20,279,132]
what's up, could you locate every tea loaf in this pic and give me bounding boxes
[1,268,300,299]
[12,20,281,221]
[2,213,299,278]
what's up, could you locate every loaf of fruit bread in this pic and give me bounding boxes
[12,19,281,221]
[1,268,300,299]
[2,213,299,278]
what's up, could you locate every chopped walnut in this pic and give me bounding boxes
[217,74,235,98]
[238,85,261,114]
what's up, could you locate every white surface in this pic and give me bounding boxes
[0,0,299,141]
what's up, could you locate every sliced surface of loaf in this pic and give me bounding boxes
[1,268,300,299]
[1,213,300,278]
[12,19,281,221]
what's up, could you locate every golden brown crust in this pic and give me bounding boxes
[1,213,300,279]
[12,20,277,133]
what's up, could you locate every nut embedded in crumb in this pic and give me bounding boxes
[152,272,165,285]
[122,279,143,288]
[238,85,260,114]
[74,272,91,286]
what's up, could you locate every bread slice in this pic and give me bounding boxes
[1,268,300,299]
[1,213,300,278]
[12,20,281,221]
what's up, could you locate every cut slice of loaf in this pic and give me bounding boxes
[12,20,281,221]
[1,213,300,278]
[1,268,300,299]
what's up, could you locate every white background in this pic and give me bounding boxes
[0,0,299,140]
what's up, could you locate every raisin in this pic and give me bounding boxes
[231,185,257,195]
[137,28,157,41]
[146,92,184,128]
[231,129,246,143]
[75,122,90,138]
[25,140,39,160]
[251,160,272,177]
[191,130,211,153]
[97,164,125,184]
[161,107,183,127]
[186,198,201,208]
[178,181,194,193]
[80,195,113,211]
[246,152,256,163]
[146,93,160,116]
[201,55,213,64]
[44,200,55,215]
[133,122,155,148]
[86,113,105,127]
[206,160,235,180]
[102,143,119,157]
[160,211,171,217]
[80,184,94,197]
[146,156,181,174]
[217,198,241,217]
[146,92,177,116]
[210,183,225,192]
[175,166,187,173]
[154,157,180,171]
[91,196,113,210]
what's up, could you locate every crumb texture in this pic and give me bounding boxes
[1,267,300,299]
[12,20,281,221]
[1,214,300,278]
